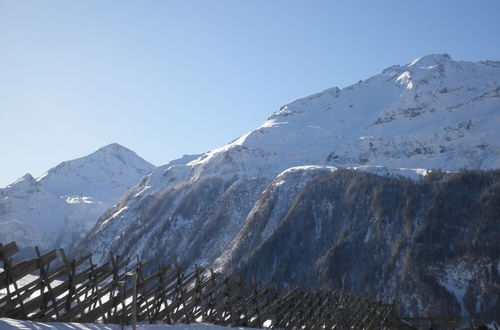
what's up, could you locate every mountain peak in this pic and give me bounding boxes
[92,143,155,168]
[98,142,131,153]
[10,173,36,187]
[19,173,35,182]
[3,173,40,194]
[35,144,155,201]
[94,143,137,158]
[406,53,453,68]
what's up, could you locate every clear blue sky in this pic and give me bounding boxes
[1,0,499,187]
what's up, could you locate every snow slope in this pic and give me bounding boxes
[187,53,499,178]
[0,143,155,251]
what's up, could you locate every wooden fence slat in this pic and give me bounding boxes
[0,259,42,290]
[34,247,60,320]
[57,260,130,322]
[0,242,19,259]
[16,256,96,320]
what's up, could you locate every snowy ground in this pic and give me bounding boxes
[0,318,258,330]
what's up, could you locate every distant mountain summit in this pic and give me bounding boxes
[77,54,500,320]
[0,143,155,251]
[37,143,155,203]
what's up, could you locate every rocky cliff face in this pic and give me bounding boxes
[76,54,500,320]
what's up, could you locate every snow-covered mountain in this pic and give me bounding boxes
[77,54,500,319]
[0,143,155,251]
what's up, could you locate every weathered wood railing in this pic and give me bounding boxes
[0,241,398,329]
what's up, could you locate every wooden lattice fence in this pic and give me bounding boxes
[0,241,399,329]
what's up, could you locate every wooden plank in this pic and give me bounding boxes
[8,257,96,319]
[6,276,73,318]
[37,250,57,266]
[55,262,129,322]
[169,276,216,322]
[191,275,238,320]
[0,242,29,318]
[59,249,86,321]
[152,264,176,323]
[256,292,286,327]
[121,265,169,321]
[79,278,135,322]
[270,288,301,328]
[34,247,60,320]
[371,304,392,328]
[220,279,252,326]
[274,289,309,329]
[0,242,19,259]
[241,283,279,324]
[134,270,175,321]
[63,258,132,322]
[197,271,220,323]
[0,277,45,314]
[309,291,337,328]
[135,262,153,321]
[280,290,312,329]
[154,269,213,322]
[0,251,57,309]
[0,259,39,290]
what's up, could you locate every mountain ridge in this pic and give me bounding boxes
[0,143,155,251]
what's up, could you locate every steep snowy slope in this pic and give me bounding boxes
[186,54,499,180]
[0,143,155,251]
[77,55,500,319]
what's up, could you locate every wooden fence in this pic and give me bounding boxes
[0,241,399,329]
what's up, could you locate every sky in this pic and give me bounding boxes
[1,0,500,187]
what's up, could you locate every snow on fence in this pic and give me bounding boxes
[0,241,399,329]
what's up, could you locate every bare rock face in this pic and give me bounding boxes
[77,55,500,321]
